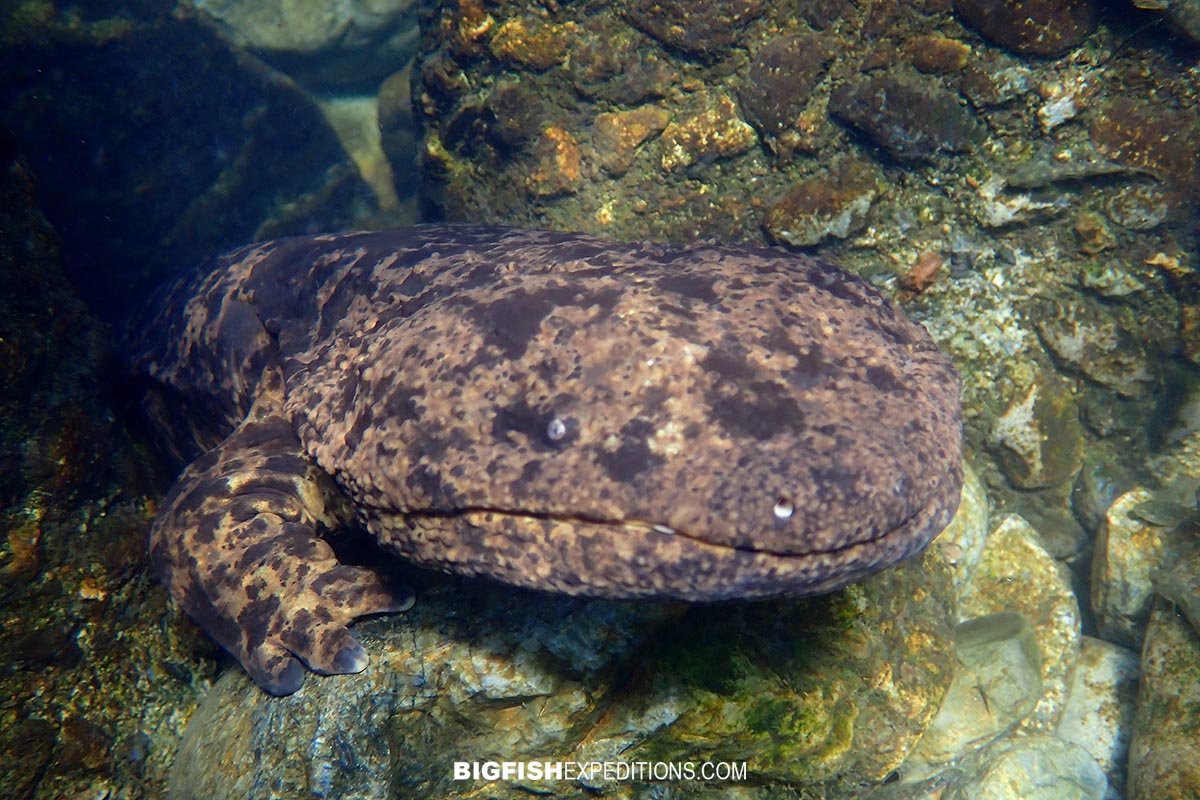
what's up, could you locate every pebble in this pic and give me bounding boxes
[954,0,1097,58]
[623,0,766,58]
[989,372,1083,490]
[960,60,1033,106]
[908,34,972,74]
[489,16,577,70]
[659,93,757,171]
[972,175,1066,228]
[1033,296,1154,398]
[1105,182,1170,231]
[525,125,581,196]
[1073,212,1115,255]
[761,162,879,246]
[592,106,671,176]
[830,74,979,162]
[739,34,833,145]
[1077,259,1145,298]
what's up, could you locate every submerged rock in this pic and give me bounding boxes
[829,74,979,162]
[1090,488,1191,648]
[1033,296,1154,398]
[0,12,374,325]
[762,161,880,247]
[1057,637,1140,797]
[622,0,766,59]
[989,372,1084,490]
[170,550,957,798]
[902,613,1043,779]
[1127,597,1200,800]
[659,92,757,171]
[191,0,420,89]
[739,33,834,149]
[958,515,1080,732]
[943,735,1107,800]
[955,0,1096,58]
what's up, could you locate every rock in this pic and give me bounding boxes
[592,106,672,176]
[1153,545,1200,638]
[1127,597,1200,800]
[1070,450,1134,534]
[489,15,577,70]
[1104,182,1170,231]
[1073,212,1115,254]
[622,0,766,59]
[989,372,1084,490]
[762,161,879,247]
[1056,637,1140,797]
[1164,0,1200,44]
[0,13,375,325]
[659,92,757,171]
[797,0,854,29]
[378,66,420,203]
[315,93,402,213]
[954,0,1097,58]
[943,735,1107,800]
[959,59,1033,106]
[908,35,972,74]
[971,175,1066,228]
[959,515,1081,731]
[1037,74,1095,131]
[1089,488,1187,647]
[525,125,582,196]
[481,83,547,150]
[1090,97,1200,205]
[170,551,957,797]
[738,34,833,148]
[902,613,1043,780]
[1077,259,1146,298]
[568,22,675,105]
[1003,144,1133,190]
[192,0,420,89]
[0,152,212,799]
[830,74,979,162]
[1033,296,1154,398]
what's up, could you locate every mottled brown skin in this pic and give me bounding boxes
[138,225,963,695]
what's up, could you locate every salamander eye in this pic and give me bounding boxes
[547,417,578,448]
[773,498,794,520]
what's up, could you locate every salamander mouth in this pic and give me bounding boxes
[404,501,932,559]
[375,487,958,603]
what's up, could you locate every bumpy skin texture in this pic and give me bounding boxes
[138,225,963,694]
